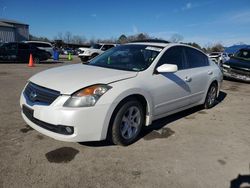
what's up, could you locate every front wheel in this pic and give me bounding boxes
[110,100,145,146]
[204,83,218,109]
[90,53,98,59]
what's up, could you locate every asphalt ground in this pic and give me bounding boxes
[0,58,249,188]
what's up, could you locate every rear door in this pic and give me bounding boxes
[183,47,211,104]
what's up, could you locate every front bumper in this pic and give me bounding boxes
[223,67,250,82]
[20,93,113,142]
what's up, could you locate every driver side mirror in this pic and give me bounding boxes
[156,64,178,73]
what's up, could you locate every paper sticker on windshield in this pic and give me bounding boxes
[145,46,162,52]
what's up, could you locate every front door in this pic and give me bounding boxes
[149,46,191,117]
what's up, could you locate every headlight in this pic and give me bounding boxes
[64,84,112,107]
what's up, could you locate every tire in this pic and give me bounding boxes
[110,99,145,146]
[80,56,89,63]
[33,57,40,64]
[90,53,98,59]
[80,57,85,62]
[204,82,218,109]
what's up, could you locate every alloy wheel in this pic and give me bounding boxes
[120,106,141,140]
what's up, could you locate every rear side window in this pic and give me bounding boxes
[185,47,209,68]
[18,43,29,50]
[29,42,52,48]
[157,46,185,70]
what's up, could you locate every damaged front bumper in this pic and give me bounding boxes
[222,65,250,82]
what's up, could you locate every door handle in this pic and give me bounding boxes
[208,71,213,75]
[185,76,192,82]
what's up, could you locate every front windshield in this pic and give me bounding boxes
[91,44,102,49]
[234,49,250,61]
[88,44,163,71]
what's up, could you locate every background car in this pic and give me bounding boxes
[78,43,116,62]
[77,46,90,55]
[61,48,77,55]
[222,48,250,82]
[20,41,222,145]
[0,42,50,63]
[24,41,53,57]
[208,52,230,66]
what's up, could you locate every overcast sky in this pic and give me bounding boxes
[1,0,250,47]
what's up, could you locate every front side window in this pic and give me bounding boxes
[91,44,102,49]
[157,46,185,70]
[30,45,39,50]
[18,43,29,50]
[185,47,209,68]
[88,44,162,71]
[102,45,114,51]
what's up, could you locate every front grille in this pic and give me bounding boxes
[22,105,74,135]
[24,82,60,105]
[230,67,250,77]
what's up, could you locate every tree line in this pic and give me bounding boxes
[29,32,229,53]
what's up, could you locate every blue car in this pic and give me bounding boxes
[222,48,250,82]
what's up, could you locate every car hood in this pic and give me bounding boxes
[29,64,138,94]
[86,48,102,53]
[224,57,250,70]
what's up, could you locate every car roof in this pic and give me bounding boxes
[96,43,116,45]
[239,48,250,51]
[24,41,52,45]
[128,39,170,47]
[111,41,208,56]
[127,42,201,50]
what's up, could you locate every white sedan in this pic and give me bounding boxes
[20,41,223,145]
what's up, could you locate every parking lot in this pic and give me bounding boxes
[0,59,249,188]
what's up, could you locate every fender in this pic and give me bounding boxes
[99,87,154,140]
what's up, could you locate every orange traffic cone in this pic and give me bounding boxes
[28,54,34,67]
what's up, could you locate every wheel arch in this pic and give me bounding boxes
[91,53,99,57]
[202,79,219,104]
[100,91,154,140]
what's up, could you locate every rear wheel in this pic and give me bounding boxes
[204,83,218,109]
[111,99,144,146]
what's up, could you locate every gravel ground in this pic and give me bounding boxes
[0,60,249,188]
